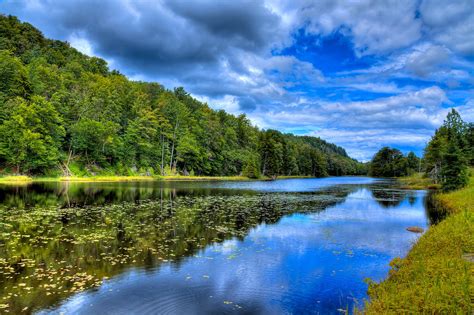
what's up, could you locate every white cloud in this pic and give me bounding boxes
[246,87,452,160]
[68,33,93,56]
[420,0,474,55]
[269,0,422,55]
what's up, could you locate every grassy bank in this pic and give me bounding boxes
[158,175,251,181]
[398,172,440,190]
[0,174,322,184]
[0,175,33,184]
[0,174,258,183]
[365,171,474,314]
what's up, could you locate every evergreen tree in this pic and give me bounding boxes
[406,151,420,173]
[423,109,471,190]
[440,132,468,191]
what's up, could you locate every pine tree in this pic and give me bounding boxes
[440,132,468,192]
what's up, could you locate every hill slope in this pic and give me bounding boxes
[0,15,365,177]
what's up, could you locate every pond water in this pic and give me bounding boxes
[0,177,434,314]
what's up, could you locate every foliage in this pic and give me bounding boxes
[242,155,261,179]
[369,147,419,177]
[424,109,471,190]
[0,96,65,173]
[440,138,468,191]
[0,15,364,177]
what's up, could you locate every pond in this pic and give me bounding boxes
[0,177,434,314]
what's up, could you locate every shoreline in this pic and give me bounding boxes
[0,174,321,184]
[365,170,473,313]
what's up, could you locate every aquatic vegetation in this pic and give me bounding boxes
[0,191,347,313]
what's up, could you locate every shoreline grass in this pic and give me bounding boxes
[364,170,474,314]
[397,172,440,190]
[0,175,33,184]
[159,175,252,181]
[0,174,326,184]
[31,175,249,183]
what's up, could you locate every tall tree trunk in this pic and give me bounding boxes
[63,145,73,177]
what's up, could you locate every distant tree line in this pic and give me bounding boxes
[370,109,472,191]
[0,15,366,178]
[369,148,420,177]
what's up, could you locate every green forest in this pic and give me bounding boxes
[370,109,473,191]
[0,15,365,178]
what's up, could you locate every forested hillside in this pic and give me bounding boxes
[0,15,365,177]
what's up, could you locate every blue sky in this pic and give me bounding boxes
[1,0,473,161]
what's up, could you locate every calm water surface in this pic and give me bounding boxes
[0,177,433,314]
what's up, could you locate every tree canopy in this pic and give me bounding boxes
[424,109,471,191]
[369,147,419,177]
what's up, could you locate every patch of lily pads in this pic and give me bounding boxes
[0,191,347,313]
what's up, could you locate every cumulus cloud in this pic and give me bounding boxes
[292,0,422,56]
[247,87,452,160]
[0,0,473,161]
[420,0,474,55]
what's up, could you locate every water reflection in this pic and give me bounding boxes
[0,178,432,314]
[0,177,378,208]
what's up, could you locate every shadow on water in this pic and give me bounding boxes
[0,178,432,314]
[424,191,449,225]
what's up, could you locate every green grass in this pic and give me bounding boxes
[364,170,474,314]
[398,172,440,190]
[0,175,33,184]
[3,175,256,183]
[0,173,323,183]
[58,175,159,182]
[160,175,251,181]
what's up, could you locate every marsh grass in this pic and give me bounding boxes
[58,175,159,182]
[0,175,255,184]
[365,170,474,314]
[398,172,440,190]
[0,174,319,184]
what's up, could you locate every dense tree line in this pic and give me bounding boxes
[369,147,420,177]
[0,15,365,177]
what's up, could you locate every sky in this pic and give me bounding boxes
[1,0,473,161]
